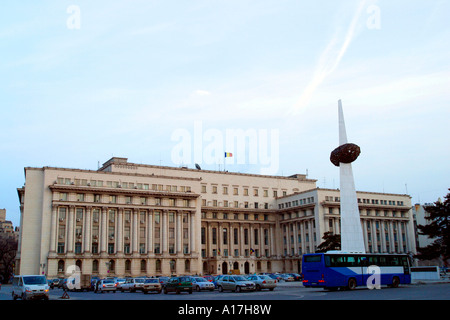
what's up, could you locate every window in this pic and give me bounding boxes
[212,228,217,245]
[223,228,228,245]
[59,207,66,221]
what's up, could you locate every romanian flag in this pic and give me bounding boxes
[250,248,255,255]
[224,152,233,158]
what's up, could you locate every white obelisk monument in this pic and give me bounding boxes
[337,100,366,253]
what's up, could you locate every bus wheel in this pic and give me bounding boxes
[347,278,357,290]
[391,277,400,288]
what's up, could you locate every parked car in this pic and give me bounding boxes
[279,274,295,282]
[11,275,50,300]
[115,278,126,290]
[191,277,215,291]
[212,275,226,288]
[163,276,193,294]
[289,273,302,281]
[203,275,214,282]
[96,279,117,293]
[158,276,170,288]
[268,273,282,281]
[246,275,277,291]
[142,278,162,294]
[216,275,256,293]
[120,277,146,292]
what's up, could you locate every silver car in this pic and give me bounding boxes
[247,275,277,291]
[217,275,256,292]
[191,277,215,291]
[96,279,117,293]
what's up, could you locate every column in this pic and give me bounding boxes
[148,210,153,254]
[100,207,108,255]
[362,219,369,251]
[162,210,168,254]
[269,225,275,257]
[300,222,306,254]
[293,222,299,255]
[176,211,182,255]
[380,220,387,252]
[308,220,314,252]
[117,208,123,255]
[84,206,92,253]
[189,212,195,253]
[208,222,213,257]
[371,219,378,252]
[238,224,242,257]
[398,221,404,252]
[388,221,395,253]
[50,205,58,253]
[67,205,75,253]
[132,209,139,254]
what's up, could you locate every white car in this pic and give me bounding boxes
[12,275,50,300]
[96,279,117,293]
[191,277,215,291]
[120,277,146,292]
[247,275,277,291]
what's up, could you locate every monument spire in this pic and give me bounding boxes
[330,100,366,253]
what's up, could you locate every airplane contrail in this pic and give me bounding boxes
[290,0,369,115]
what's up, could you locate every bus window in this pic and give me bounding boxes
[304,255,322,263]
[347,256,357,266]
[391,257,400,266]
[368,256,379,265]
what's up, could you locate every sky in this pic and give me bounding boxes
[1,0,449,227]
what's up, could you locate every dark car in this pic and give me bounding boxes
[289,273,302,281]
[163,276,193,294]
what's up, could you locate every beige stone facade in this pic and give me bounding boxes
[16,157,416,277]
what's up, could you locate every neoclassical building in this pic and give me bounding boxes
[16,157,416,278]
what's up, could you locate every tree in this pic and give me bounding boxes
[0,236,18,283]
[316,232,341,253]
[415,189,450,263]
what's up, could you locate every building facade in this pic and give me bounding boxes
[16,157,416,278]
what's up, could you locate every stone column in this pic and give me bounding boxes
[67,205,75,253]
[50,205,58,254]
[117,208,123,255]
[84,206,92,253]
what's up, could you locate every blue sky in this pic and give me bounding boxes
[1,0,449,227]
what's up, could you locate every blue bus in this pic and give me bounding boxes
[302,253,411,290]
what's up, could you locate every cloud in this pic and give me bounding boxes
[193,89,212,96]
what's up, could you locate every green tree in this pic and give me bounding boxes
[415,189,450,263]
[316,232,341,253]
